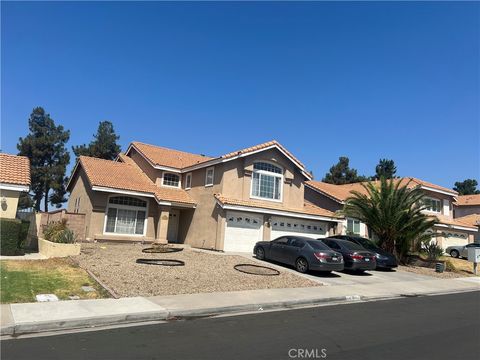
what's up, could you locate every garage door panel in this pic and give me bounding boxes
[271,216,327,240]
[224,211,263,252]
[441,232,469,249]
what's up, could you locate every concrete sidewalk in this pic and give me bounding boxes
[2,277,479,336]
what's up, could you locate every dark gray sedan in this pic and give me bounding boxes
[254,236,344,273]
[322,238,377,272]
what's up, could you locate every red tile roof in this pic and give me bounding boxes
[432,214,478,230]
[130,140,310,176]
[214,194,341,220]
[456,194,480,206]
[130,142,213,169]
[307,177,457,203]
[75,156,195,206]
[452,214,480,228]
[0,153,31,187]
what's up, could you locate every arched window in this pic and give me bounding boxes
[163,173,180,187]
[251,162,283,201]
[104,196,147,235]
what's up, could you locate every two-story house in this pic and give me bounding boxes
[305,178,478,250]
[66,140,343,251]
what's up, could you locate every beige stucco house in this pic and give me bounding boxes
[0,153,31,219]
[66,140,343,251]
[305,178,478,250]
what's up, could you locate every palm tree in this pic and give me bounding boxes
[343,178,437,261]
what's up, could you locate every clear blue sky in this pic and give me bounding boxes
[2,1,479,188]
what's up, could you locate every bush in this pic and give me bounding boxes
[1,218,29,255]
[445,260,456,272]
[421,242,444,261]
[42,219,76,244]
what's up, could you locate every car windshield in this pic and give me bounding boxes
[306,240,331,250]
[355,238,379,250]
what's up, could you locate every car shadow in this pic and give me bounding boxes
[308,271,342,278]
[341,269,373,276]
[374,267,397,273]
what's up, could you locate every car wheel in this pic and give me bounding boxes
[295,257,309,273]
[255,247,265,260]
[450,250,460,258]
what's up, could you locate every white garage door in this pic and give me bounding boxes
[224,211,263,252]
[441,232,469,250]
[271,216,328,240]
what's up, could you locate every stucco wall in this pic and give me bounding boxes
[421,189,455,218]
[220,149,307,210]
[454,206,480,218]
[180,164,224,249]
[0,189,20,219]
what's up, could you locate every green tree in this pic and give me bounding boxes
[374,158,397,180]
[17,107,70,211]
[453,179,480,195]
[73,121,121,160]
[343,178,437,260]
[322,156,367,184]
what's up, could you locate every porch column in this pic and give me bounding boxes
[155,207,170,244]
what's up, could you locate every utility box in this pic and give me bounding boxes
[467,247,480,263]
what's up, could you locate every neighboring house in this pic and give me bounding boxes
[66,141,343,251]
[0,153,31,219]
[305,178,478,250]
[454,194,480,218]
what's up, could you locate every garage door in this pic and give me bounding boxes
[441,232,469,250]
[271,216,327,240]
[224,211,263,252]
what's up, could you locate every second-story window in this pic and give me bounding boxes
[185,173,192,190]
[423,197,441,213]
[251,162,283,201]
[163,173,180,187]
[205,167,214,187]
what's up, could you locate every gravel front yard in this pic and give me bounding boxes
[73,243,319,297]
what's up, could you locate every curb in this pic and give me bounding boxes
[1,295,362,336]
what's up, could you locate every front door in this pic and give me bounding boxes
[167,210,180,243]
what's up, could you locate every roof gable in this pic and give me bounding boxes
[126,140,312,179]
[68,156,195,206]
[0,153,31,187]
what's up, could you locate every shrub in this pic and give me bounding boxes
[43,219,76,244]
[55,229,77,244]
[445,260,456,272]
[421,242,444,261]
[0,218,29,255]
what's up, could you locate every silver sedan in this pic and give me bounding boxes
[445,243,480,259]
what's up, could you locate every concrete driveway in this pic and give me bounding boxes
[233,252,433,286]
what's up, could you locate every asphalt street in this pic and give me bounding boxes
[2,291,479,360]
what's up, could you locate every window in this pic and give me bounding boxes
[347,219,361,235]
[205,167,214,187]
[251,162,283,201]
[163,173,180,187]
[104,196,147,235]
[423,197,441,213]
[185,173,192,190]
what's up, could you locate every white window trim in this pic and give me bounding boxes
[185,173,192,190]
[250,161,283,203]
[205,167,214,187]
[103,195,149,237]
[422,196,442,214]
[162,172,181,188]
[346,218,361,235]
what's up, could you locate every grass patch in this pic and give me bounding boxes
[0,258,110,303]
[439,256,478,276]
